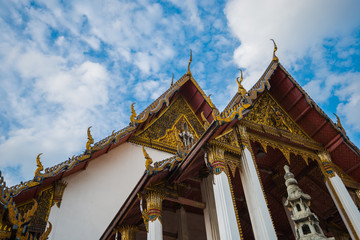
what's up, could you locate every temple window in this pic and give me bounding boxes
[302,224,311,235]
[314,224,321,234]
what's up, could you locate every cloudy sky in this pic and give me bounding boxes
[0,0,359,185]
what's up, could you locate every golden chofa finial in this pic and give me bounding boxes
[270,39,278,62]
[334,113,346,133]
[130,103,137,124]
[142,146,153,172]
[39,222,52,240]
[236,68,247,97]
[34,153,43,178]
[186,49,192,76]
[86,126,94,151]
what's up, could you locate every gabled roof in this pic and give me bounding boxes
[101,58,360,239]
[8,71,217,202]
[225,59,360,181]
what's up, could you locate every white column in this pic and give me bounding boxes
[318,151,360,240]
[147,220,162,240]
[200,175,220,240]
[239,147,277,240]
[326,173,360,240]
[145,191,165,240]
[213,171,241,240]
[207,146,241,240]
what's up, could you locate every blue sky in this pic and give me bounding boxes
[0,0,359,185]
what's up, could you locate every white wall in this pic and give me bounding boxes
[48,142,172,240]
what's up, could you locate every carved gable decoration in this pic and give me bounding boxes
[156,115,199,147]
[132,95,204,152]
[244,91,308,139]
[215,129,240,148]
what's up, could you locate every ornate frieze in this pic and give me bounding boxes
[244,91,307,138]
[132,96,204,153]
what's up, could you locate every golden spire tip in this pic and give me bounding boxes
[187,49,192,75]
[130,103,137,124]
[270,39,278,62]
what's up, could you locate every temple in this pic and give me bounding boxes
[0,44,360,240]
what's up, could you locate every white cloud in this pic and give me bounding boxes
[224,0,360,86]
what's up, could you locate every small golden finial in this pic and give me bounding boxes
[39,222,52,240]
[201,112,210,129]
[187,49,192,75]
[34,153,43,177]
[142,146,153,171]
[236,69,247,97]
[86,126,94,151]
[171,73,174,86]
[270,39,278,62]
[334,113,345,133]
[130,103,137,124]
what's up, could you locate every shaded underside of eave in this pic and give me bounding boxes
[101,120,220,240]
[136,74,216,126]
[268,64,360,182]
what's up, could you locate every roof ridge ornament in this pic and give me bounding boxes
[186,49,192,76]
[334,113,346,133]
[130,103,137,125]
[270,39,279,62]
[143,146,153,174]
[236,68,247,98]
[34,153,43,179]
[86,126,94,152]
[171,73,174,86]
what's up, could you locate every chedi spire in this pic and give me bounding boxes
[283,165,334,240]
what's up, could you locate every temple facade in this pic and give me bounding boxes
[0,47,360,240]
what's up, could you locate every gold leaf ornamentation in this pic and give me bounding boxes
[317,152,335,178]
[143,146,153,173]
[334,113,346,134]
[130,103,137,125]
[270,39,278,62]
[86,126,94,151]
[236,69,247,98]
[244,92,307,138]
[39,222,52,240]
[201,112,210,129]
[34,153,44,178]
[187,49,192,76]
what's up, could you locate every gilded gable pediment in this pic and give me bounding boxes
[130,95,204,153]
[243,91,320,149]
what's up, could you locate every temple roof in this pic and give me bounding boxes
[5,56,360,218]
[100,59,360,239]
[7,71,217,202]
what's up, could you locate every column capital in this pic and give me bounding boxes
[207,145,226,175]
[115,225,138,240]
[145,190,166,223]
[317,151,335,178]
